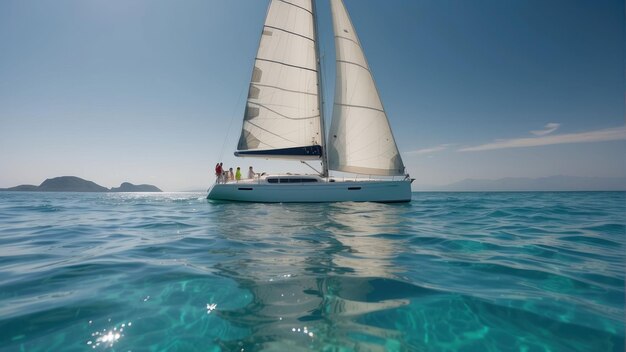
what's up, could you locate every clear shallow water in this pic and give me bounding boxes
[0,191,624,352]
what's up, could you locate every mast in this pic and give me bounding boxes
[312,0,329,177]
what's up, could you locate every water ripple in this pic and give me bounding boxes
[0,191,623,351]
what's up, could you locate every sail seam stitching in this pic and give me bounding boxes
[334,102,385,114]
[251,83,317,96]
[336,59,370,73]
[335,35,361,48]
[249,101,320,121]
[264,25,314,42]
[256,58,317,73]
[244,121,295,146]
[276,0,313,15]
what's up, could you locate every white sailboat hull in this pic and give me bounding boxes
[210,1,414,203]
[207,178,412,203]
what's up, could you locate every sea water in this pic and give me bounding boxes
[0,191,623,351]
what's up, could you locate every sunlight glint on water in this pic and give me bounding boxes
[0,191,624,351]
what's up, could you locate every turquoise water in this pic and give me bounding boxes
[0,192,624,351]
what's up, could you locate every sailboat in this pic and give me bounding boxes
[207,0,413,203]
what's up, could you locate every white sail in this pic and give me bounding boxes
[327,0,405,176]
[236,0,323,160]
[207,0,413,203]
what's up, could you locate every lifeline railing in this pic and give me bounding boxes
[215,173,411,184]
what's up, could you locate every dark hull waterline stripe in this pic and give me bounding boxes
[264,25,314,42]
[256,58,317,73]
[207,197,411,204]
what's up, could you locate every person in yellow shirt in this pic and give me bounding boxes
[235,167,242,181]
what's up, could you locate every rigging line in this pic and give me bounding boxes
[255,58,317,73]
[218,85,247,161]
[248,101,320,120]
[264,25,314,42]
[320,43,329,125]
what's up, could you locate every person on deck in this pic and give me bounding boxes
[235,167,242,181]
[248,166,255,179]
[228,168,234,182]
[215,163,223,183]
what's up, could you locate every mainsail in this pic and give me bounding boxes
[327,0,406,176]
[236,0,323,160]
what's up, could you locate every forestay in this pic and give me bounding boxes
[236,0,323,160]
[327,0,406,176]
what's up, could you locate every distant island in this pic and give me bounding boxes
[110,182,161,192]
[0,176,162,192]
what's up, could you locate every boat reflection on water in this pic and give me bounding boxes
[207,202,425,350]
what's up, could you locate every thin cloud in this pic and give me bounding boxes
[459,126,626,152]
[407,144,452,155]
[531,122,560,136]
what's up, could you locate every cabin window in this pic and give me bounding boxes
[269,178,318,183]
[281,178,318,183]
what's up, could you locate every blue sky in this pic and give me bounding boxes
[0,0,624,191]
